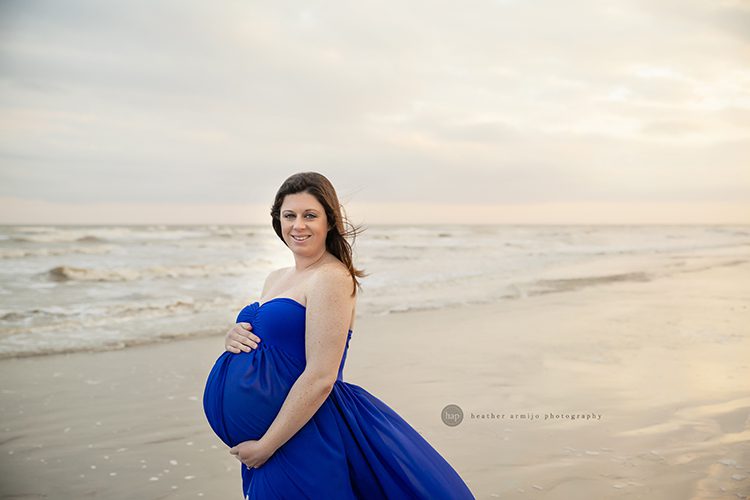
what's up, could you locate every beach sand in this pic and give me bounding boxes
[1,253,749,499]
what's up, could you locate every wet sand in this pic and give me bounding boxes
[1,252,749,499]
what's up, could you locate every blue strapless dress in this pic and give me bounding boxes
[203,297,474,499]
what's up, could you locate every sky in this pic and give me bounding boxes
[0,0,748,225]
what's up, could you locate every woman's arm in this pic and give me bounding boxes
[258,265,354,454]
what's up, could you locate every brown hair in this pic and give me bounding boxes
[270,172,367,296]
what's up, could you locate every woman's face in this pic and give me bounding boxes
[279,192,329,255]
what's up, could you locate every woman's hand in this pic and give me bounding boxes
[229,439,275,469]
[224,322,262,353]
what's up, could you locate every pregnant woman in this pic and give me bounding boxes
[203,172,474,499]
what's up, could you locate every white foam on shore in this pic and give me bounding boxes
[1,224,748,358]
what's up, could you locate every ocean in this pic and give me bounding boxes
[1,224,748,359]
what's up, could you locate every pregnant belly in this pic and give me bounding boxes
[203,347,305,446]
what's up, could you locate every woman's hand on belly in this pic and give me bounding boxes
[224,322,262,354]
[229,438,275,469]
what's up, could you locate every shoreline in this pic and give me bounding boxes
[1,255,749,498]
[3,241,747,361]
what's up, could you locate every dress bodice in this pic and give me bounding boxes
[236,297,353,381]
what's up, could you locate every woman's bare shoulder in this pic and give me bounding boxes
[317,258,352,279]
[309,259,356,327]
[308,260,353,296]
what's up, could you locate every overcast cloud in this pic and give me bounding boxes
[0,0,748,223]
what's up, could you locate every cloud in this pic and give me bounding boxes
[0,0,747,222]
